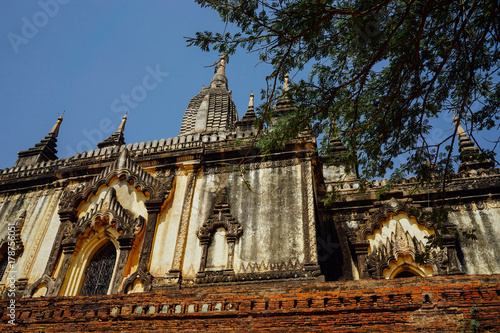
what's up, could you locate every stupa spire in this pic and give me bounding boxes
[180,57,238,135]
[14,112,65,167]
[48,111,65,137]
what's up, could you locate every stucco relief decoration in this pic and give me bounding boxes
[353,198,460,279]
[58,147,165,215]
[65,188,145,242]
[365,220,433,279]
[196,188,242,283]
[348,198,459,279]
[32,147,171,296]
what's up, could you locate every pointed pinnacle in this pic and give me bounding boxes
[118,112,128,133]
[283,73,290,93]
[48,112,64,137]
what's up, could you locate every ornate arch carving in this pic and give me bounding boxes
[197,189,243,242]
[364,215,459,279]
[53,187,145,296]
[39,147,174,296]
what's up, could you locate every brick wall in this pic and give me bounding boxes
[2,275,500,332]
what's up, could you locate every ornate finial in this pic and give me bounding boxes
[283,73,290,93]
[118,112,128,133]
[48,112,64,136]
[248,93,254,108]
[217,55,226,75]
[209,55,229,89]
[453,114,466,136]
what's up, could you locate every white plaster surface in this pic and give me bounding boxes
[182,164,306,278]
[149,175,187,276]
[450,207,500,274]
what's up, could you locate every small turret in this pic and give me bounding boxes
[273,74,294,122]
[454,116,495,172]
[236,93,258,132]
[97,113,127,149]
[14,112,64,167]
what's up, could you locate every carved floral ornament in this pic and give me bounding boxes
[365,219,437,279]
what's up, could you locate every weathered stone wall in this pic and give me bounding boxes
[148,161,314,281]
[2,274,499,332]
[180,162,309,280]
[0,188,62,285]
[451,205,500,274]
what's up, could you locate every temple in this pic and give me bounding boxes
[0,58,499,331]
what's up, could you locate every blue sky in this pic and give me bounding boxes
[0,0,271,169]
[1,1,498,172]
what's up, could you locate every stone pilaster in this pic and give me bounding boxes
[137,199,163,272]
[51,239,76,296]
[169,162,199,275]
[111,235,134,294]
[352,241,370,279]
[300,157,320,272]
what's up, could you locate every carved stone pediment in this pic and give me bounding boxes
[64,187,145,241]
[59,147,171,214]
[364,216,459,279]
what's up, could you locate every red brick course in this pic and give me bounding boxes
[1,274,500,332]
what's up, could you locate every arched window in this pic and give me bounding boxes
[0,243,9,282]
[80,243,117,296]
[394,270,419,278]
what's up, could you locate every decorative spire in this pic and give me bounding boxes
[97,113,127,149]
[117,112,127,133]
[217,55,226,76]
[245,93,255,116]
[14,113,64,167]
[453,115,494,171]
[275,73,294,118]
[180,57,238,135]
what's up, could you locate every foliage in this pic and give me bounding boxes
[187,0,500,190]
[461,305,481,333]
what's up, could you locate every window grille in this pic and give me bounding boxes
[80,243,116,296]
